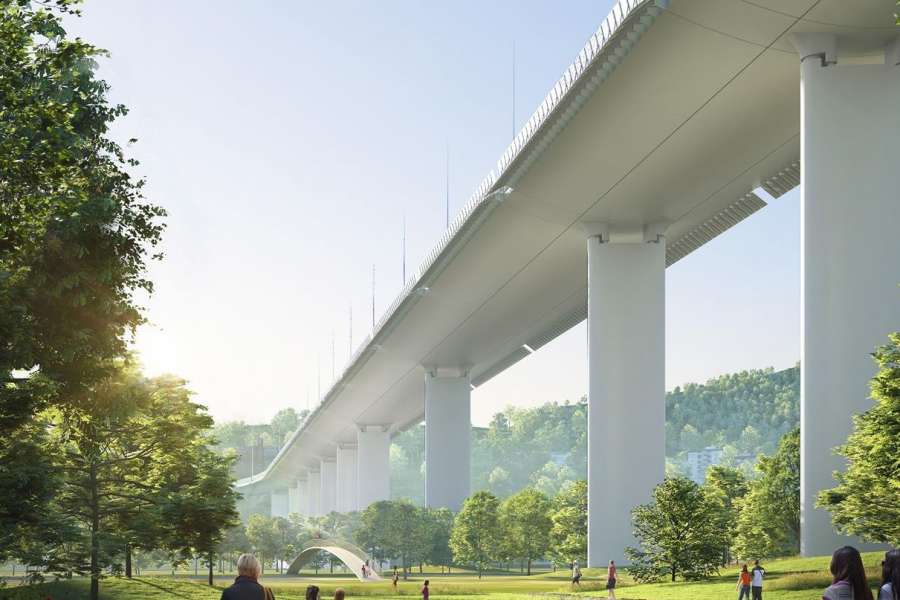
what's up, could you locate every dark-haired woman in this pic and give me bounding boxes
[880,549,900,600]
[822,546,873,600]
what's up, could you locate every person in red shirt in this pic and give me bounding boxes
[607,560,617,599]
[737,564,752,600]
[421,579,430,600]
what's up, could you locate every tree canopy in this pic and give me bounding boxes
[626,477,727,582]
[819,333,900,546]
[450,491,501,578]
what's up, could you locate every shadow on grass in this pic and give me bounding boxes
[131,577,208,599]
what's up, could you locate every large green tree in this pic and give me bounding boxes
[450,491,502,578]
[0,0,164,557]
[162,446,240,585]
[703,466,748,565]
[423,507,454,573]
[819,334,900,546]
[548,479,587,566]
[500,488,551,575]
[355,500,430,578]
[626,477,727,582]
[245,514,279,574]
[46,369,225,600]
[733,428,800,560]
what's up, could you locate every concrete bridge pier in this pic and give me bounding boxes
[792,32,900,556]
[295,474,309,516]
[336,443,358,513]
[320,458,337,515]
[288,479,300,515]
[270,487,290,518]
[584,223,666,567]
[306,468,321,517]
[356,425,391,511]
[424,368,471,511]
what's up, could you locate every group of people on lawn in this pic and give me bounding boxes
[570,558,617,599]
[566,546,900,600]
[734,547,899,600]
[218,546,900,600]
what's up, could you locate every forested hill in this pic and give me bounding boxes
[391,365,799,504]
[666,365,799,465]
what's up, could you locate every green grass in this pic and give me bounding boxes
[0,553,888,600]
[567,552,886,600]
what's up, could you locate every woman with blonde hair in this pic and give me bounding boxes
[221,554,276,600]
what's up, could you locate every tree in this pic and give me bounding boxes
[355,500,430,577]
[548,480,587,567]
[733,428,800,560]
[703,466,747,565]
[500,488,551,575]
[269,408,301,445]
[423,507,454,573]
[45,369,222,600]
[0,0,164,563]
[819,333,900,546]
[246,514,278,574]
[162,446,240,585]
[626,477,727,582]
[450,491,501,578]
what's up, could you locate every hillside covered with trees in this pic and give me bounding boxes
[391,365,799,503]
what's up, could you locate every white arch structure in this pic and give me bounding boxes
[286,539,381,582]
[239,0,900,565]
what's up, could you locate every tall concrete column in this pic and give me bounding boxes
[336,444,358,513]
[306,469,321,517]
[792,33,900,556]
[296,474,309,516]
[320,458,337,515]
[356,425,391,511]
[585,223,666,567]
[270,488,290,518]
[288,479,300,515]
[424,369,471,511]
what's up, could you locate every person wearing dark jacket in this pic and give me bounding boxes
[221,554,274,600]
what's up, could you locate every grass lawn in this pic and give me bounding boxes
[1,552,887,600]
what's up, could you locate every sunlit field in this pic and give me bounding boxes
[2,552,889,600]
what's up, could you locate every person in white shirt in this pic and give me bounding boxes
[751,560,765,600]
[571,560,582,587]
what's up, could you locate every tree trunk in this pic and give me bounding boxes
[125,542,132,578]
[527,558,532,576]
[89,463,101,600]
[208,551,214,586]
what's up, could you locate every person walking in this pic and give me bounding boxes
[822,546,873,600]
[571,561,582,587]
[221,554,276,600]
[421,579,430,600]
[751,559,766,600]
[879,549,900,600]
[606,560,617,599]
[736,564,752,600]
[392,569,400,591]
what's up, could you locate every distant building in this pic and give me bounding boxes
[686,446,724,484]
[233,438,279,480]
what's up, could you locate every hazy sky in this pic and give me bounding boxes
[66,1,800,426]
